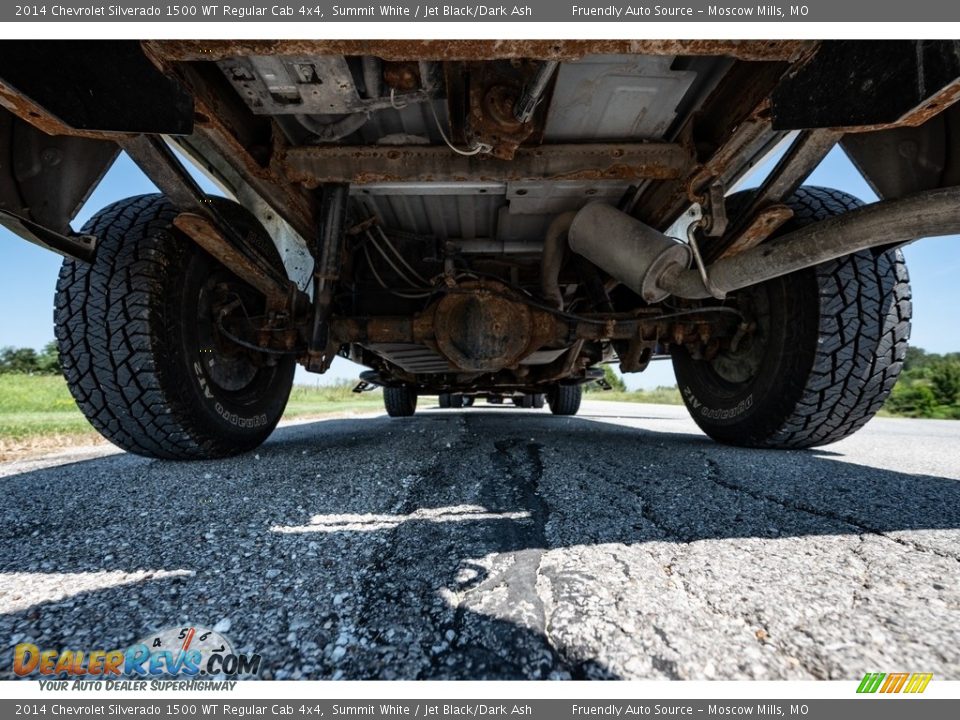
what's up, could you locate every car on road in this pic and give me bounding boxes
[1,40,957,458]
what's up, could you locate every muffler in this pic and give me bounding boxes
[568,203,692,303]
[568,187,960,301]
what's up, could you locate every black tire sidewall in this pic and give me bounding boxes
[548,384,582,415]
[174,246,295,447]
[385,386,417,416]
[672,269,819,445]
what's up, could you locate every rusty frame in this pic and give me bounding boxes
[631,61,791,232]
[144,40,815,64]
[161,60,317,244]
[708,128,842,261]
[716,205,795,261]
[0,78,115,140]
[333,308,734,389]
[771,41,960,133]
[173,213,290,307]
[330,309,737,354]
[280,143,692,186]
[121,134,298,313]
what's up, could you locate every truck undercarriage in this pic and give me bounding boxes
[1,40,959,458]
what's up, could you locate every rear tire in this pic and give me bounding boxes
[672,186,911,449]
[548,384,582,416]
[384,386,418,417]
[55,194,295,460]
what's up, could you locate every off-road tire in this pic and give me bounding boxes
[55,194,295,460]
[548,384,582,416]
[672,186,911,449]
[384,386,417,417]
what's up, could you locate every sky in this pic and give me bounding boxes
[1,147,957,390]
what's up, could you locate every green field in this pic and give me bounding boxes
[3,366,949,459]
[586,386,684,406]
[0,374,96,439]
[284,382,384,417]
[0,374,382,438]
[0,374,685,454]
[0,374,383,459]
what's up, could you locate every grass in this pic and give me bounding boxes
[0,375,95,439]
[585,385,684,405]
[284,382,383,418]
[11,370,942,460]
[0,374,681,435]
[0,374,383,460]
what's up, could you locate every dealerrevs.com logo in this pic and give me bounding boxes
[857,672,933,694]
[14,625,261,679]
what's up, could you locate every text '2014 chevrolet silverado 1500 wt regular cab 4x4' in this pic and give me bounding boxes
[0,40,958,459]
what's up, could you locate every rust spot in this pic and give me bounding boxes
[281,143,690,186]
[0,78,124,139]
[461,63,537,160]
[173,213,291,311]
[841,77,960,132]
[382,61,421,92]
[718,204,794,260]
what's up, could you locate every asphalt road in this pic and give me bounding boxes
[2,401,959,680]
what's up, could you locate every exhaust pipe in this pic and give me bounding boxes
[541,211,576,308]
[569,187,960,301]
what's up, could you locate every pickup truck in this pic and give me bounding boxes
[0,40,957,458]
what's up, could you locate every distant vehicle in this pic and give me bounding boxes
[438,393,472,409]
[1,40,957,458]
[437,393,549,410]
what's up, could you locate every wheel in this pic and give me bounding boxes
[461,396,475,407]
[55,194,295,460]
[384,385,417,417]
[450,394,465,408]
[548,384,582,415]
[439,393,451,408]
[532,394,545,409]
[672,186,911,449]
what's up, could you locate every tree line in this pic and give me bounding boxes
[584,348,960,419]
[885,347,960,419]
[0,342,60,375]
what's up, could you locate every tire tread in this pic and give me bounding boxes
[55,194,288,459]
[765,187,911,448]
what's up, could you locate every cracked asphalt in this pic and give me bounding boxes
[1,400,959,680]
